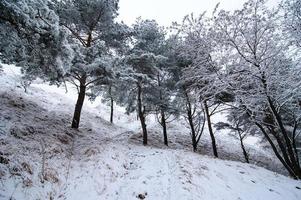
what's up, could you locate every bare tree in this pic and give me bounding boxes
[214,0,301,178]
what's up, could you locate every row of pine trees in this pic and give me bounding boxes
[0,0,301,179]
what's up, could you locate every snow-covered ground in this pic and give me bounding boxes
[0,64,300,200]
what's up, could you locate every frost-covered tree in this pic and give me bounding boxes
[282,0,301,47]
[99,84,117,124]
[166,35,206,152]
[214,0,301,178]
[52,0,130,128]
[147,29,175,146]
[176,88,206,152]
[172,14,221,156]
[153,62,175,146]
[215,110,252,163]
[119,19,166,145]
[89,58,122,124]
[0,0,130,129]
[0,0,73,83]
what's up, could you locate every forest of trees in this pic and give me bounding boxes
[0,0,301,179]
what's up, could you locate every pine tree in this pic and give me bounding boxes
[0,0,73,83]
[52,0,130,128]
[119,19,166,145]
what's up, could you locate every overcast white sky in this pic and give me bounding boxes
[118,0,281,26]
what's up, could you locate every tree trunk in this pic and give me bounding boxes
[157,73,168,146]
[238,132,249,163]
[161,109,168,146]
[187,108,197,152]
[184,91,197,152]
[110,97,113,123]
[240,139,249,163]
[255,122,298,179]
[267,96,301,178]
[269,127,294,170]
[292,123,300,168]
[71,75,86,129]
[261,75,301,178]
[109,86,114,123]
[137,83,147,145]
[71,32,91,129]
[204,100,218,158]
[140,114,147,145]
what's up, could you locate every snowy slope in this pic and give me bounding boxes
[0,64,301,200]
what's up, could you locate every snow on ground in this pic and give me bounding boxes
[0,64,301,200]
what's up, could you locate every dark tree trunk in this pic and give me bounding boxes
[292,123,300,168]
[260,74,301,178]
[240,140,249,163]
[109,86,114,123]
[191,131,197,152]
[269,127,294,170]
[71,32,91,129]
[161,109,168,146]
[255,122,299,179]
[184,91,197,152]
[71,75,87,129]
[238,131,249,163]
[157,74,168,146]
[204,100,218,158]
[267,96,301,178]
[187,108,197,152]
[140,115,147,145]
[110,97,114,123]
[137,83,147,145]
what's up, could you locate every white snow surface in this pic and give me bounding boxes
[0,64,300,200]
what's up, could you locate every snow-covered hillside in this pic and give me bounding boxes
[0,64,300,200]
